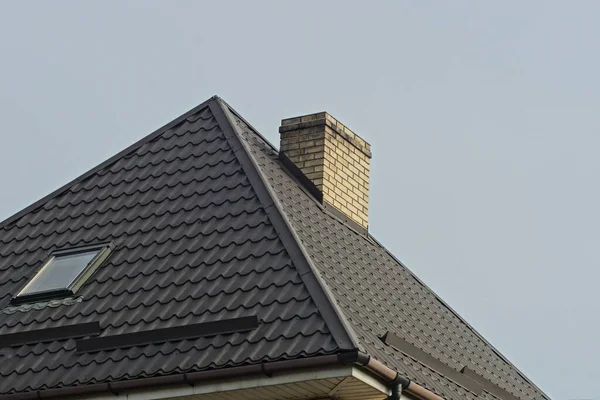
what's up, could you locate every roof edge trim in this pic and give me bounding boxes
[210,97,359,351]
[0,352,443,400]
[0,355,342,400]
[368,235,551,400]
[0,96,219,230]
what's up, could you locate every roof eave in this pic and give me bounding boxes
[0,352,444,400]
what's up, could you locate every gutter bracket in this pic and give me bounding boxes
[261,363,273,378]
[106,383,118,397]
[183,373,194,387]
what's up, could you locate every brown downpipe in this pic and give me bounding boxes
[348,351,445,400]
[0,352,444,400]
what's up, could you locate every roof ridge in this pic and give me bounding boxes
[210,98,360,351]
[0,97,218,231]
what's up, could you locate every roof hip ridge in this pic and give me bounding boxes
[208,97,360,351]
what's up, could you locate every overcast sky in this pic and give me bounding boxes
[1,2,597,399]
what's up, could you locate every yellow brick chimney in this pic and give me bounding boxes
[279,112,371,229]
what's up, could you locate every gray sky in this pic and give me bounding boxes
[0,2,597,399]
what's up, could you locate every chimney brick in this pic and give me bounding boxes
[279,112,371,229]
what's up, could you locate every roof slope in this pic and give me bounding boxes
[225,104,550,400]
[0,96,549,400]
[0,98,351,394]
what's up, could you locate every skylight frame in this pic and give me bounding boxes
[12,242,113,304]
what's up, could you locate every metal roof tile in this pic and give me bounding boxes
[233,106,549,400]
[0,97,550,400]
[0,100,339,394]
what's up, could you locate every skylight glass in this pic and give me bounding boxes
[16,245,108,300]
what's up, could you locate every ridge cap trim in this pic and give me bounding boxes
[210,98,359,351]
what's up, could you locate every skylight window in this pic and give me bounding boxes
[14,244,112,304]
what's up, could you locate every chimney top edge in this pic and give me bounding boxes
[280,113,371,156]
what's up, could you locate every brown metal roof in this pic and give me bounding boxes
[0,98,352,394]
[0,96,550,400]
[227,102,550,400]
